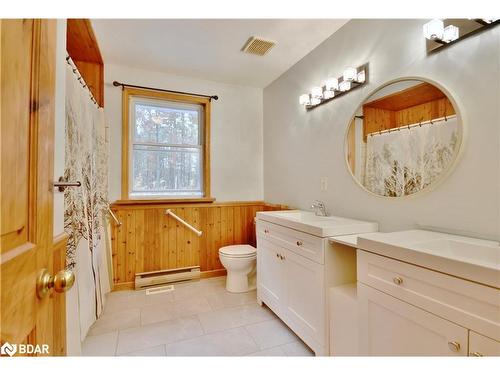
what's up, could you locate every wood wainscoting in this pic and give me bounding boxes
[109,201,287,290]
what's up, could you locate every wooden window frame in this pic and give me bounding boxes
[121,87,213,203]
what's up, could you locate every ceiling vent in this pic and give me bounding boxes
[241,37,275,56]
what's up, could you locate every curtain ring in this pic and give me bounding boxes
[444,114,447,121]
[407,124,411,130]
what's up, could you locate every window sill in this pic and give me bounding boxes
[113,197,216,206]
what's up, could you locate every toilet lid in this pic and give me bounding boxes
[219,245,256,258]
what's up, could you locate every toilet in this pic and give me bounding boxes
[219,245,257,293]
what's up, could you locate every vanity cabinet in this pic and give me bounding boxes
[256,219,358,356]
[357,249,500,356]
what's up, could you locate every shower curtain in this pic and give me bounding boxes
[364,117,459,197]
[64,63,111,340]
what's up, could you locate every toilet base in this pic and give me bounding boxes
[226,272,252,293]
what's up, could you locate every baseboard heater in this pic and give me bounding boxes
[134,266,201,290]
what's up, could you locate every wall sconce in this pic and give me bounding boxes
[424,18,499,53]
[299,63,369,110]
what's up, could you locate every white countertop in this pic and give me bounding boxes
[257,210,378,238]
[357,230,500,288]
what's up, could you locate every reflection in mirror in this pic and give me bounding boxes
[346,79,461,198]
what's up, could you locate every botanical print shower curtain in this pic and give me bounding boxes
[64,63,111,339]
[364,117,459,197]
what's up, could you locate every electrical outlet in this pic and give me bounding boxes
[320,177,328,191]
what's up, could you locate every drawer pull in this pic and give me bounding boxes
[264,229,269,234]
[276,253,279,259]
[470,351,483,357]
[280,254,285,260]
[296,241,303,246]
[448,341,461,353]
[392,276,403,285]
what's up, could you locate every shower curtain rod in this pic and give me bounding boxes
[370,114,457,137]
[65,55,101,108]
[112,81,219,101]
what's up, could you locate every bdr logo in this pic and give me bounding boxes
[1,342,49,356]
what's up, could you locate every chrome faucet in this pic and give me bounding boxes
[311,200,328,217]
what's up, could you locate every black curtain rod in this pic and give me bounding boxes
[112,81,218,101]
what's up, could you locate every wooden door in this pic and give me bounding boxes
[469,331,500,356]
[256,236,284,315]
[358,283,468,356]
[282,248,325,354]
[1,19,58,356]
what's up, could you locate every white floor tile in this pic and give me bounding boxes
[206,290,257,310]
[141,296,212,325]
[165,327,259,356]
[244,319,298,349]
[116,315,204,355]
[119,345,166,356]
[197,304,275,333]
[104,290,147,313]
[280,341,315,356]
[88,308,141,336]
[248,346,287,356]
[82,331,118,356]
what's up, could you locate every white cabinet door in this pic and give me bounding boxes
[257,236,284,315]
[358,283,468,356]
[282,247,325,350]
[469,331,500,356]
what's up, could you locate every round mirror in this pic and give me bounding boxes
[345,79,462,198]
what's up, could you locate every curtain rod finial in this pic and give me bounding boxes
[211,95,219,101]
[112,81,122,87]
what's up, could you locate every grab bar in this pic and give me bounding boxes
[107,206,122,226]
[165,209,202,237]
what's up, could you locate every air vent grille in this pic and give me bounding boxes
[242,37,275,56]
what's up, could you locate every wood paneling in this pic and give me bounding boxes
[66,19,104,107]
[363,83,456,140]
[109,201,286,289]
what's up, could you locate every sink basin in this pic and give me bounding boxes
[357,230,500,288]
[256,210,378,237]
[412,238,500,267]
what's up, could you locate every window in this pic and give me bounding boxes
[122,88,211,200]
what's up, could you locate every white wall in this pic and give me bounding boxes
[263,19,500,240]
[105,64,264,202]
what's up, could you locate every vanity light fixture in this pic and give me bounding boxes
[424,18,499,53]
[299,63,369,110]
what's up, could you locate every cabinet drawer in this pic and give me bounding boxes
[257,220,324,264]
[357,250,500,341]
[469,331,500,356]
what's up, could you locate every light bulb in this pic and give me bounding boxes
[310,97,321,106]
[423,19,444,40]
[343,67,357,82]
[323,90,335,99]
[311,86,324,99]
[356,70,366,83]
[299,94,310,106]
[325,77,339,91]
[339,81,351,92]
[442,25,459,43]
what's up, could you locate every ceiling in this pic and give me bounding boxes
[91,19,349,88]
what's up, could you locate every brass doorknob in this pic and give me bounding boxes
[448,341,461,353]
[36,268,75,299]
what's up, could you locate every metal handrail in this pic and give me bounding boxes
[165,209,202,237]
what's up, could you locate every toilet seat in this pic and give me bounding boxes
[219,245,256,258]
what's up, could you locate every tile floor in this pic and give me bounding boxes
[82,276,315,356]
